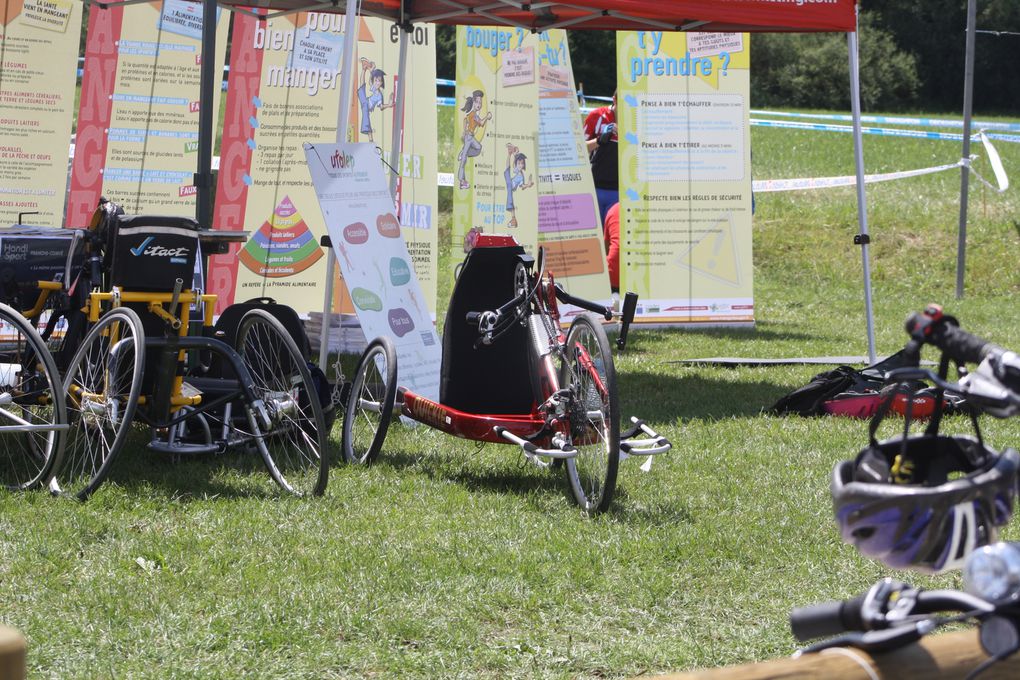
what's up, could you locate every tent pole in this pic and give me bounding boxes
[336,0,360,141]
[388,25,410,200]
[848,27,877,364]
[955,0,977,299]
[318,0,362,368]
[196,0,217,226]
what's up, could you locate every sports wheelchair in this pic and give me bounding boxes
[16,201,330,500]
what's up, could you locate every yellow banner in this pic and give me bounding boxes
[453,25,539,258]
[356,20,438,317]
[536,29,611,307]
[617,31,754,325]
[214,14,437,317]
[0,0,81,227]
[68,1,228,222]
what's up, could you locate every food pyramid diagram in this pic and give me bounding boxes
[238,195,323,277]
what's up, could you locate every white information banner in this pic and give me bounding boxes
[305,142,440,400]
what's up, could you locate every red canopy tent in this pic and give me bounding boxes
[225,0,856,33]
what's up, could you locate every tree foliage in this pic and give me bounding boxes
[750,13,920,111]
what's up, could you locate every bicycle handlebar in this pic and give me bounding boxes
[905,307,1003,366]
[791,580,996,643]
[790,594,868,641]
[901,305,1020,416]
[553,284,613,321]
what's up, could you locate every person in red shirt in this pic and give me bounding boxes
[583,91,618,225]
[603,202,620,297]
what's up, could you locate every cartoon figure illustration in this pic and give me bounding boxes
[357,57,396,142]
[503,143,534,228]
[456,89,491,190]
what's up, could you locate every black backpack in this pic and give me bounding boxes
[768,351,919,417]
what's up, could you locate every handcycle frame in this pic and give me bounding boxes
[345,233,670,513]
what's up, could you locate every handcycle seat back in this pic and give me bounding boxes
[441,244,536,415]
[108,215,200,293]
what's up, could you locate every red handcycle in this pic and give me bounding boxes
[340,234,670,514]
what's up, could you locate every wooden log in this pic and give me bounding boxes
[0,625,26,680]
[647,629,1018,680]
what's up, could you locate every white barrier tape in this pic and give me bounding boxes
[980,132,1010,192]
[752,159,967,193]
[750,109,1020,132]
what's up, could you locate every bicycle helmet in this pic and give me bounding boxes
[832,436,1017,573]
[831,375,1018,573]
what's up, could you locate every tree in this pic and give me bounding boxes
[750,12,920,111]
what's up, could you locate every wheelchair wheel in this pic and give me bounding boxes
[560,314,620,514]
[56,307,144,500]
[236,309,328,496]
[342,336,397,465]
[0,303,66,491]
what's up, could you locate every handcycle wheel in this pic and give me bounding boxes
[236,309,328,496]
[0,303,66,491]
[342,336,397,465]
[560,314,620,514]
[55,306,144,500]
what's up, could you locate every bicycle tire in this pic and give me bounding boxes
[0,302,67,491]
[55,306,145,501]
[560,314,620,514]
[342,336,398,465]
[236,309,329,496]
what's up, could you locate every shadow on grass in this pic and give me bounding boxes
[374,448,569,499]
[368,447,697,524]
[616,323,820,349]
[619,368,797,421]
[95,430,294,500]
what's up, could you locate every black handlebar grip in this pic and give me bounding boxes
[465,311,482,326]
[790,594,867,642]
[934,323,998,365]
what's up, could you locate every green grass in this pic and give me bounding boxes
[4,111,1020,678]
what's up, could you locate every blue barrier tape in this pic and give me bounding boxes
[750,109,1020,132]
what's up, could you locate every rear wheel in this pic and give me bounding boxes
[236,309,328,496]
[342,336,397,465]
[56,307,144,500]
[0,303,66,491]
[560,314,620,514]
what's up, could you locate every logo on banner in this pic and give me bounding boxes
[330,149,355,170]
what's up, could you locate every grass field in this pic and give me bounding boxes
[4,111,1020,678]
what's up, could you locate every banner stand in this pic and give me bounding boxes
[197,0,218,227]
[318,0,364,368]
[388,29,411,198]
[848,16,877,364]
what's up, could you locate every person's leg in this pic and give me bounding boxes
[595,188,618,225]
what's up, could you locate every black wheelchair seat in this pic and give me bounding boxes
[440,245,536,415]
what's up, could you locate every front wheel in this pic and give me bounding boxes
[560,314,620,514]
[236,309,329,496]
[342,336,397,465]
[0,302,66,491]
[56,307,145,501]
